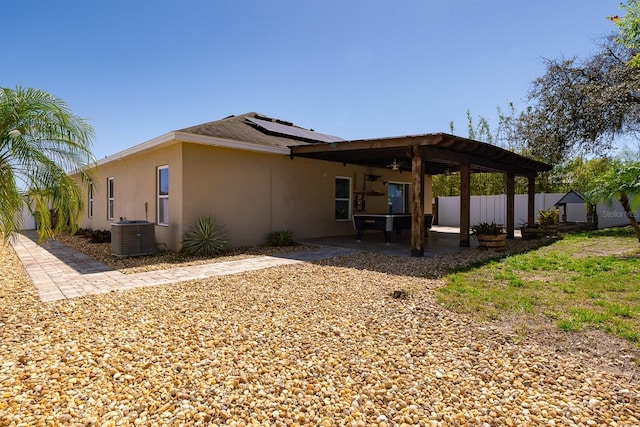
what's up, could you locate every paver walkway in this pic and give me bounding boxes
[10,232,355,302]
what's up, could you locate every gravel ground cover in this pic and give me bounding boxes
[1,238,640,426]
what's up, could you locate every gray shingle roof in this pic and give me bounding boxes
[178,112,343,150]
[555,190,585,205]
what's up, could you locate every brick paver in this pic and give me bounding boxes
[10,231,355,302]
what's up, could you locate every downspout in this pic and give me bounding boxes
[269,167,273,231]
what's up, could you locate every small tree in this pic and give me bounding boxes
[516,37,640,165]
[585,159,640,243]
[0,86,95,242]
[549,157,614,194]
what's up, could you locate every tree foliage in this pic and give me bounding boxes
[611,0,640,67]
[0,86,95,242]
[436,1,640,206]
[547,157,614,194]
[585,158,640,243]
[515,36,640,164]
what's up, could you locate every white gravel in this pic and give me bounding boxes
[1,241,639,426]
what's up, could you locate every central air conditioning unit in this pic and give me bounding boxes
[111,220,156,257]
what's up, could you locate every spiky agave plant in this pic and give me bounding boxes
[181,216,228,256]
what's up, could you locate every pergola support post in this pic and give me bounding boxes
[411,145,425,257]
[528,176,536,226]
[460,163,471,247]
[506,173,515,239]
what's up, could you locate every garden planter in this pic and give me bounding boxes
[477,234,506,249]
[521,227,545,240]
[543,224,559,236]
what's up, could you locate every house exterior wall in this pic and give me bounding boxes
[181,144,282,248]
[180,143,427,248]
[76,140,433,251]
[77,143,184,250]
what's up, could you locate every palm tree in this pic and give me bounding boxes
[585,158,640,243]
[0,86,95,242]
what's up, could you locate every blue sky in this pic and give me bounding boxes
[2,0,622,159]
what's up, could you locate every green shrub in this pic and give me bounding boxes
[89,229,112,243]
[182,216,228,256]
[77,228,111,243]
[266,230,294,247]
[537,208,559,225]
[471,222,504,236]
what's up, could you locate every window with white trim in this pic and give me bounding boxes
[157,166,169,226]
[107,177,114,220]
[88,183,94,218]
[388,182,410,214]
[334,177,351,220]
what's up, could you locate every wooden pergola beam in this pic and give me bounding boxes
[528,177,536,226]
[289,133,552,256]
[411,145,425,257]
[290,133,551,178]
[419,146,538,177]
[506,173,515,239]
[459,163,471,247]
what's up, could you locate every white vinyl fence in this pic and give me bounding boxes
[19,206,37,230]
[16,195,639,231]
[436,193,638,229]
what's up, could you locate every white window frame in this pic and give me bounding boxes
[107,177,114,220]
[334,176,352,221]
[88,183,94,218]
[388,181,411,214]
[157,165,169,226]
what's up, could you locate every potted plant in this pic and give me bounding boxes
[520,222,544,239]
[537,208,559,236]
[471,221,506,249]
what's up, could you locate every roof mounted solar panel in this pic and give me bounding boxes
[254,113,273,121]
[245,116,344,144]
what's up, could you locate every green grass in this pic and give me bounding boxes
[436,226,640,344]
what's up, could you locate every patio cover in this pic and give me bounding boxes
[290,133,553,256]
[290,133,550,177]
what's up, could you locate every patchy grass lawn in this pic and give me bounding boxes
[436,226,640,344]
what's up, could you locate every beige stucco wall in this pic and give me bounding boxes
[181,143,432,248]
[183,144,374,247]
[76,140,433,251]
[77,143,183,250]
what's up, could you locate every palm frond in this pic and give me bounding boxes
[0,86,95,241]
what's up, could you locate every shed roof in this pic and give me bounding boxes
[555,189,585,205]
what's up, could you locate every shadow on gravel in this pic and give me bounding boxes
[298,234,556,280]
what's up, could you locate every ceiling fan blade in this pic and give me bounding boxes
[387,158,400,170]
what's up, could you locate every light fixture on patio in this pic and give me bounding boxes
[387,158,401,171]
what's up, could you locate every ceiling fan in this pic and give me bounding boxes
[387,158,403,171]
